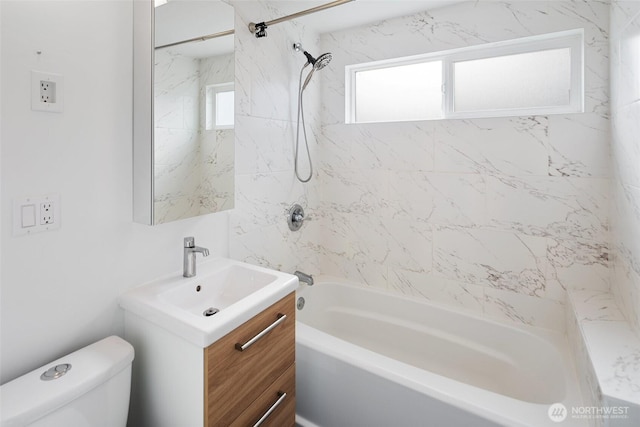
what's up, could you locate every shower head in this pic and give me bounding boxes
[294,43,332,71]
[313,52,332,70]
[294,43,332,91]
[302,50,332,70]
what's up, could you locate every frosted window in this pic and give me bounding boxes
[215,90,234,127]
[454,48,571,112]
[206,83,234,130]
[354,61,443,123]
[346,30,582,122]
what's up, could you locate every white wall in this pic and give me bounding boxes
[0,0,229,384]
[611,0,640,334]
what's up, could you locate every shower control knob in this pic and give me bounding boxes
[287,204,305,232]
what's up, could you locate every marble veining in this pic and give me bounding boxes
[313,0,611,332]
[433,227,547,297]
[610,0,640,333]
[153,49,235,223]
[583,321,640,404]
[547,114,610,178]
[568,288,640,420]
[228,0,322,275]
[570,290,627,322]
[229,1,613,333]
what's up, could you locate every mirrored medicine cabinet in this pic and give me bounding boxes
[133,0,235,225]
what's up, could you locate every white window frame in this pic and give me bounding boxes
[206,82,234,130]
[345,29,584,123]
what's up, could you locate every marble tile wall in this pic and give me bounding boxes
[154,50,235,223]
[154,49,201,222]
[227,1,614,332]
[229,1,323,274]
[198,53,235,214]
[316,1,612,331]
[568,289,640,426]
[610,1,640,335]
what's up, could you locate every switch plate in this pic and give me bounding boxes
[31,71,64,113]
[21,204,37,228]
[13,194,61,236]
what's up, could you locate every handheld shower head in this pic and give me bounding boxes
[293,43,332,183]
[294,43,332,91]
[313,52,332,71]
[302,50,332,70]
[302,69,315,91]
[294,43,332,71]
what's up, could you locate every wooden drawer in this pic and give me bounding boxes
[205,293,295,426]
[231,364,295,427]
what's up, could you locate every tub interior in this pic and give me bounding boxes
[297,283,566,404]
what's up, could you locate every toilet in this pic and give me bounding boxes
[0,336,134,427]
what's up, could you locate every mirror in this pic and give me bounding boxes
[134,0,235,225]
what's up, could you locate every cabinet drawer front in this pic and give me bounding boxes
[231,364,295,427]
[205,293,295,426]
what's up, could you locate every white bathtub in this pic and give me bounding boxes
[295,278,586,427]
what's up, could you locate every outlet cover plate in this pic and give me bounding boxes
[13,194,61,236]
[31,70,64,113]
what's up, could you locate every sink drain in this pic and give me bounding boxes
[203,307,219,317]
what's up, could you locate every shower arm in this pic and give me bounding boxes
[249,0,355,38]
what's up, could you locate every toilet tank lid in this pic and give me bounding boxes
[0,335,134,427]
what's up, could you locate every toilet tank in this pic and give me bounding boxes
[0,336,134,427]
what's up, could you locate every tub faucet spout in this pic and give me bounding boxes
[294,271,314,286]
[183,237,209,278]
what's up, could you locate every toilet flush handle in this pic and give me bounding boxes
[40,363,72,381]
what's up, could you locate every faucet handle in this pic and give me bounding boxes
[184,237,195,248]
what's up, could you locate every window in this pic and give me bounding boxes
[453,48,572,112]
[206,83,234,129]
[346,29,583,123]
[354,60,443,123]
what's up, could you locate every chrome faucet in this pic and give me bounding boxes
[183,237,209,278]
[294,271,314,286]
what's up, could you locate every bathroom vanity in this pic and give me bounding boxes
[205,293,295,426]
[119,257,298,427]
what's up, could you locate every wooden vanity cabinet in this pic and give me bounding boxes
[204,293,296,427]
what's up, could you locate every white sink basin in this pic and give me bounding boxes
[158,265,279,315]
[119,257,298,347]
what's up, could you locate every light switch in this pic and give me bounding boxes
[21,204,36,228]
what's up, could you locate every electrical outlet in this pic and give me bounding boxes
[13,194,61,236]
[31,71,64,113]
[40,80,56,104]
[40,201,54,225]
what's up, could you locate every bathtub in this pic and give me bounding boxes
[295,278,586,427]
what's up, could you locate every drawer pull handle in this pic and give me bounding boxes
[253,391,287,427]
[235,314,287,352]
